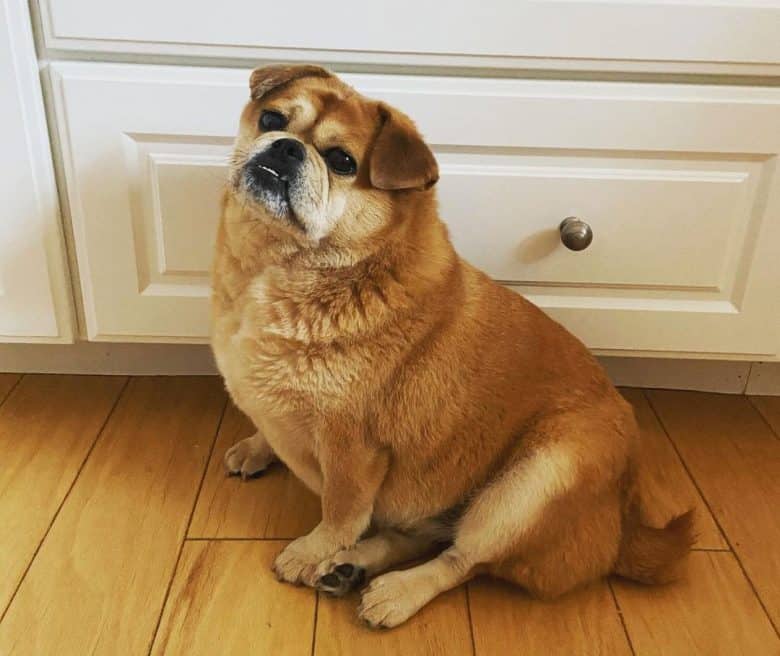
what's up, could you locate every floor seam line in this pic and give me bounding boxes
[0,375,130,625]
[310,591,320,656]
[465,584,478,656]
[608,579,637,656]
[637,388,730,550]
[146,393,230,656]
[0,373,25,409]
[690,547,733,552]
[746,396,780,442]
[643,389,780,639]
[185,536,299,542]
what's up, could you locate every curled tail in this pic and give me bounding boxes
[613,505,696,585]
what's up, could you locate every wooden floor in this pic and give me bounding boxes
[0,375,778,656]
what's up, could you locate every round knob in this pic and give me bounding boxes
[559,216,593,251]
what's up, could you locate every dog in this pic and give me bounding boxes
[211,64,694,628]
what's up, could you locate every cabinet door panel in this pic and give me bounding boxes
[0,0,72,342]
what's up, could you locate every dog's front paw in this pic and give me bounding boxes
[224,432,275,480]
[273,532,338,587]
[272,543,319,587]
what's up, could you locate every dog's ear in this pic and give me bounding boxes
[369,104,439,191]
[249,64,332,101]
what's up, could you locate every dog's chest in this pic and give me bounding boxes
[212,273,359,417]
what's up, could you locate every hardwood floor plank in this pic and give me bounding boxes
[469,579,631,656]
[750,396,780,437]
[0,377,226,656]
[151,540,315,656]
[315,586,472,656]
[189,403,320,539]
[0,375,125,615]
[0,373,21,405]
[613,551,779,655]
[646,390,780,630]
[620,389,726,550]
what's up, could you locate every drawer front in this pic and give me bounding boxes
[40,1,780,74]
[50,62,780,356]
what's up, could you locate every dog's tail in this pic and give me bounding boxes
[613,499,696,585]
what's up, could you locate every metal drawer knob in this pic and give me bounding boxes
[559,216,593,251]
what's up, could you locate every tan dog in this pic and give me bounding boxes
[211,64,694,628]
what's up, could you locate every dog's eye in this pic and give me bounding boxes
[324,148,357,176]
[259,110,288,132]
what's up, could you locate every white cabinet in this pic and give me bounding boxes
[50,62,780,356]
[38,0,780,75]
[0,0,73,342]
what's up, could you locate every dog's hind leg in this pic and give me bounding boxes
[356,438,591,628]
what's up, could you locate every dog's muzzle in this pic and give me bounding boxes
[245,137,305,191]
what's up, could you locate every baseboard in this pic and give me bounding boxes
[0,342,778,394]
[0,342,219,375]
[744,362,780,396]
[599,357,753,394]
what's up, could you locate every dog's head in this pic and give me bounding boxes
[226,65,439,250]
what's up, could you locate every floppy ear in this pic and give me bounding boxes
[249,64,332,101]
[369,104,439,191]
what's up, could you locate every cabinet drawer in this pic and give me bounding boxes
[49,62,780,356]
[39,1,780,74]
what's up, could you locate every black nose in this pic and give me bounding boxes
[246,137,306,189]
[270,138,305,163]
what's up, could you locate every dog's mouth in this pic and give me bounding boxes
[243,160,288,203]
[249,162,289,191]
[255,163,288,183]
[241,161,308,232]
